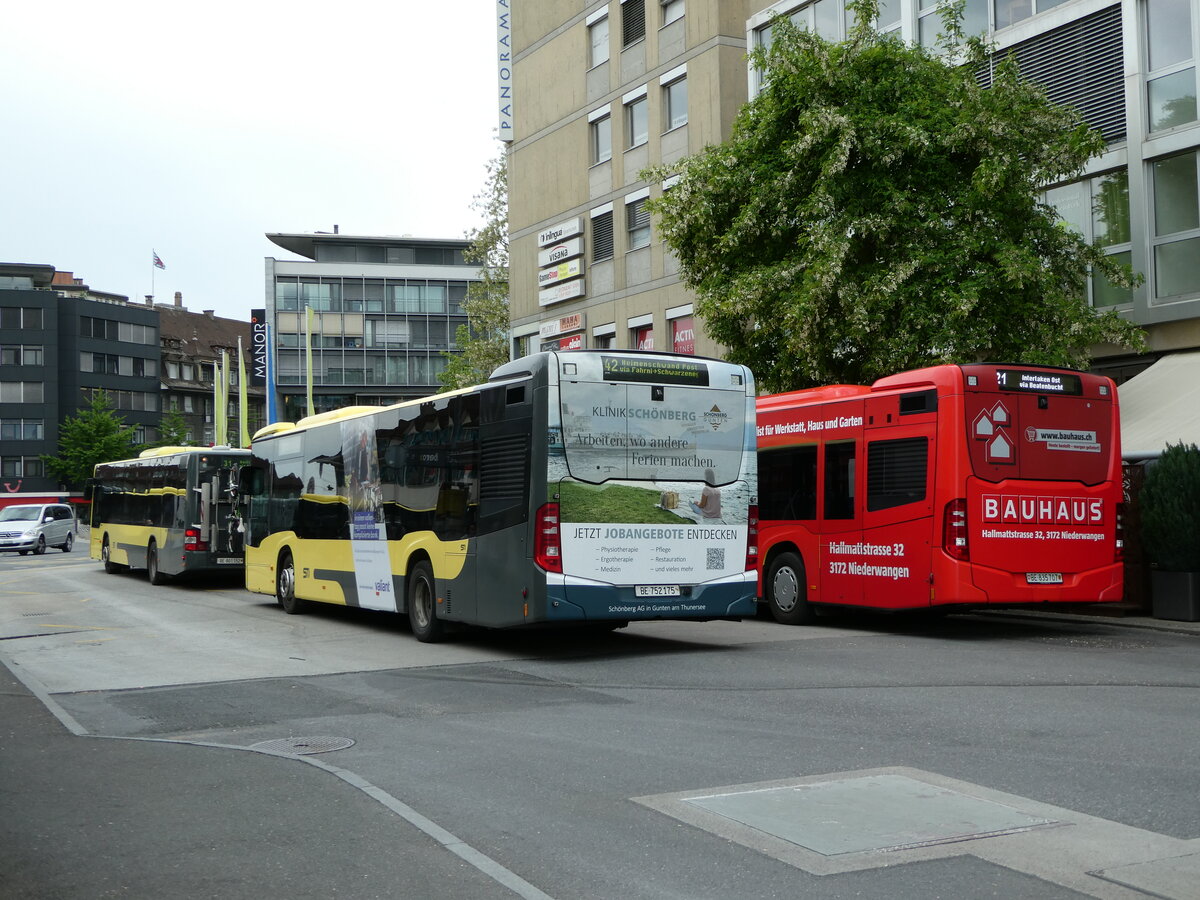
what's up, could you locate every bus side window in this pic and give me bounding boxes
[759,446,817,520]
[824,442,857,520]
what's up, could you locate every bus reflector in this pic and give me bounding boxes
[184,528,208,552]
[534,502,562,573]
[1115,502,1125,562]
[746,504,759,571]
[943,499,968,561]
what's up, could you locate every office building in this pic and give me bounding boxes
[264,232,483,421]
[0,264,159,495]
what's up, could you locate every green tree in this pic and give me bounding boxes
[645,3,1145,392]
[42,393,138,489]
[155,408,193,447]
[440,151,511,391]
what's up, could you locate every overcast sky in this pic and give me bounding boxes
[1,1,502,321]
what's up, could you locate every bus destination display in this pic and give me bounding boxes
[994,369,1082,395]
[602,356,709,386]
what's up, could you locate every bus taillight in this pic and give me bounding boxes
[746,504,759,571]
[184,528,209,552]
[1115,502,1126,562]
[943,499,969,561]
[534,502,562,573]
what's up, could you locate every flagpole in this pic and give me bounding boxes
[305,305,315,418]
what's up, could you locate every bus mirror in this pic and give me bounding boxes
[83,479,100,503]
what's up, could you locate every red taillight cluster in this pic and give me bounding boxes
[534,502,562,573]
[943,498,969,561]
[1115,501,1125,562]
[746,504,759,571]
[184,528,209,552]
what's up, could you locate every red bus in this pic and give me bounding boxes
[756,364,1123,623]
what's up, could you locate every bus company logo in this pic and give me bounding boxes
[972,403,1015,465]
[374,580,392,594]
[982,494,1103,525]
[703,404,729,430]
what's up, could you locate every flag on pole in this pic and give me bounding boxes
[305,306,315,418]
[238,337,249,448]
[152,251,165,270]
[212,356,222,445]
[220,350,230,446]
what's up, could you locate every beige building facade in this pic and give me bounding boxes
[506,0,1200,380]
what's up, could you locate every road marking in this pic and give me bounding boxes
[0,654,557,900]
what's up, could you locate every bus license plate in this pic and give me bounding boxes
[217,557,243,565]
[635,585,680,597]
[1026,572,1063,584]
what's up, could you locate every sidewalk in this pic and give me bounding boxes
[975,605,1200,636]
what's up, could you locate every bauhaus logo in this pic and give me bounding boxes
[982,494,1103,525]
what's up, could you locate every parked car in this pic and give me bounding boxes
[0,503,77,555]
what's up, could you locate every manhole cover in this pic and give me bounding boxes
[250,736,355,755]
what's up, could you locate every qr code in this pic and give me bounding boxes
[706,547,725,571]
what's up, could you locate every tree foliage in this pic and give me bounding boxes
[41,393,138,489]
[155,408,193,447]
[644,2,1146,392]
[440,151,511,391]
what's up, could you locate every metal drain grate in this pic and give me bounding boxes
[249,736,355,755]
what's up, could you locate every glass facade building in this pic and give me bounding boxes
[264,233,483,422]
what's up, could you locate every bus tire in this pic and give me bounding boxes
[102,536,126,574]
[766,551,814,625]
[276,551,307,614]
[147,542,168,585]
[407,560,444,643]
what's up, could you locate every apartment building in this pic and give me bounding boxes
[505,0,1200,379]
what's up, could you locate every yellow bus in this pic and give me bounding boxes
[238,350,759,641]
[89,446,250,583]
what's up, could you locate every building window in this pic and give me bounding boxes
[626,196,651,250]
[661,0,684,26]
[1,345,43,366]
[622,0,646,46]
[275,277,299,311]
[631,324,654,350]
[0,419,44,440]
[1,308,42,330]
[626,94,648,148]
[0,457,41,478]
[876,0,901,32]
[590,110,612,164]
[0,382,43,403]
[589,11,610,67]
[1044,169,1133,307]
[663,75,687,130]
[1151,150,1200,300]
[1146,0,1197,133]
[593,326,617,349]
[592,208,615,261]
[670,316,695,354]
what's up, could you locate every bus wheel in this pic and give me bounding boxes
[102,536,126,574]
[407,560,444,643]
[276,551,307,614]
[62,532,73,553]
[767,551,814,625]
[147,542,168,585]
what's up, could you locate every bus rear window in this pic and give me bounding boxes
[964,387,1113,484]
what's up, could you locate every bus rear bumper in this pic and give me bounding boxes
[546,572,758,622]
[968,561,1124,604]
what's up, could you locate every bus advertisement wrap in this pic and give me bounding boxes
[341,418,395,611]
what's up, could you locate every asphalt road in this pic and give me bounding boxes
[2,547,1198,899]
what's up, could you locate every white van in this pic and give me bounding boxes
[0,503,77,555]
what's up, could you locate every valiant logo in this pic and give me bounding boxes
[982,494,1104,525]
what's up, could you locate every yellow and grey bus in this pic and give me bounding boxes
[89,446,250,583]
[238,350,759,641]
